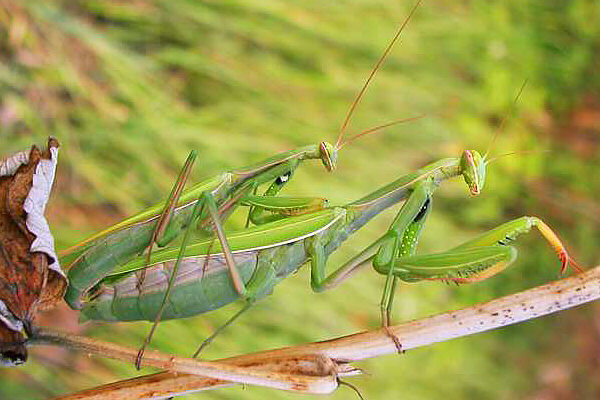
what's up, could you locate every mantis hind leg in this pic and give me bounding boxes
[135,154,248,367]
[136,170,207,368]
[192,302,254,358]
[192,243,283,356]
[138,150,197,288]
[136,190,249,366]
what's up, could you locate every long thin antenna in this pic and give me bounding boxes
[484,79,528,159]
[485,149,550,164]
[335,0,422,149]
[338,114,427,150]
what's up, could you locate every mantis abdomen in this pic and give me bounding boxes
[79,209,346,322]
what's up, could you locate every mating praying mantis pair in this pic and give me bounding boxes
[58,0,582,371]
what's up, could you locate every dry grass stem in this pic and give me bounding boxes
[49,265,600,399]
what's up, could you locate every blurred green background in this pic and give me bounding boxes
[1,0,599,399]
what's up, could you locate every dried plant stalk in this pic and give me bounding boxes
[49,265,600,399]
[31,329,342,394]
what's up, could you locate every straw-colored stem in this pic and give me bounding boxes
[51,264,600,399]
[30,329,340,394]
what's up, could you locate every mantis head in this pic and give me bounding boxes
[319,141,338,172]
[460,150,487,196]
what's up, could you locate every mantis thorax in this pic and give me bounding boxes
[460,150,486,195]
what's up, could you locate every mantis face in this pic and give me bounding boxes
[460,149,486,195]
[319,142,337,172]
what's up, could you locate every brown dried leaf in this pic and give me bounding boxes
[0,323,26,366]
[0,137,65,364]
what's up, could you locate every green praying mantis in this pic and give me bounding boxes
[66,139,583,358]
[62,143,337,308]
[59,0,583,368]
[59,0,584,364]
[62,0,424,310]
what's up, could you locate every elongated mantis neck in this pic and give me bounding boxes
[231,142,335,180]
[344,157,461,233]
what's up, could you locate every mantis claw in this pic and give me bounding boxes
[559,251,584,275]
[534,218,584,275]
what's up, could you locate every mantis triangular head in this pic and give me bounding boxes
[319,141,337,172]
[460,149,487,196]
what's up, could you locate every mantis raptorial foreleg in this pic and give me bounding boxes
[373,179,433,326]
[370,185,583,328]
[381,217,584,281]
[244,195,329,226]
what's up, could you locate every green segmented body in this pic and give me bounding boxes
[75,150,579,324]
[83,209,345,321]
[63,144,336,308]
[78,157,461,322]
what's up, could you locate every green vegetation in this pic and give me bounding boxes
[1,0,598,398]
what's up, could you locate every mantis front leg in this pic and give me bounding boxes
[372,178,434,327]
[243,170,329,226]
[376,216,583,284]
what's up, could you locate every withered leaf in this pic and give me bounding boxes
[0,137,65,365]
[0,323,26,366]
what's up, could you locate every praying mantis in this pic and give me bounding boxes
[59,0,583,362]
[69,141,583,356]
[0,2,592,399]
[63,143,337,308]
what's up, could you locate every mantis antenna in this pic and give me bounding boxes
[484,79,529,160]
[337,114,428,150]
[486,149,551,165]
[335,0,423,150]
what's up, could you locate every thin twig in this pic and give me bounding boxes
[29,329,340,394]
[50,265,600,399]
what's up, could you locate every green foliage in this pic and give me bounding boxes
[0,0,598,398]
